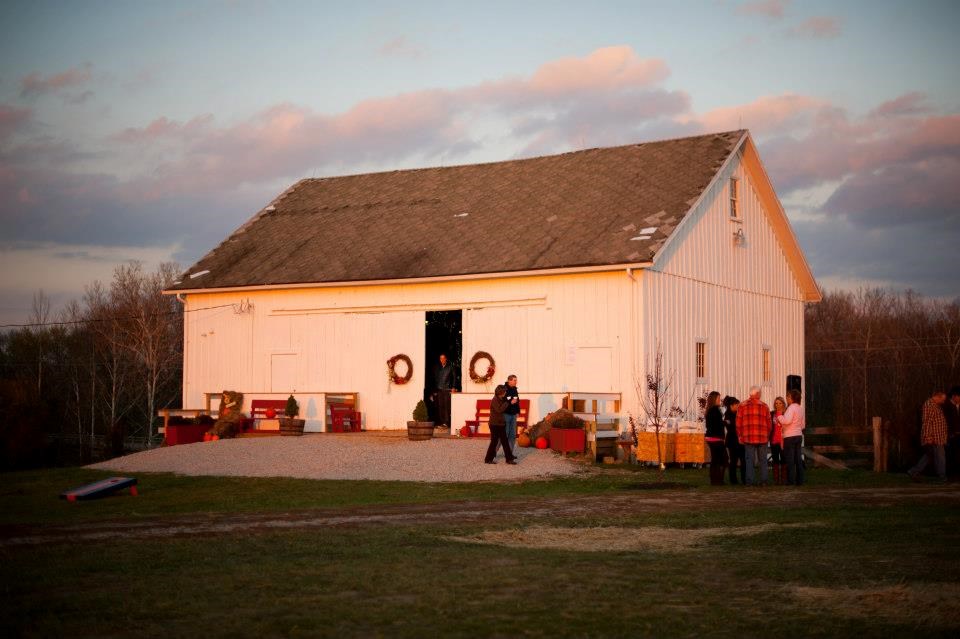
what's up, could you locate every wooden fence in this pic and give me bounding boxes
[805,417,889,471]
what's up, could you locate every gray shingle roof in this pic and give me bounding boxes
[172,130,745,291]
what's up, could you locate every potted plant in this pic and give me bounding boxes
[279,395,306,436]
[547,410,586,454]
[407,400,434,441]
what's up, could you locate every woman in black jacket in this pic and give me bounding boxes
[485,385,517,465]
[723,396,744,485]
[704,391,727,485]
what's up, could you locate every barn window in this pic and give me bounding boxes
[696,341,706,381]
[729,177,740,218]
[762,347,771,384]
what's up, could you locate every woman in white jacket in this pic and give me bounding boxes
[777,389,806,486]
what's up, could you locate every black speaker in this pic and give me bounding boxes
[786,375,802,392]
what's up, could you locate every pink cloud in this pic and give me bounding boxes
[526,46,669,97]
[103,46,687,196]
[787,16,842,39]
[869,92,931,118]
[824,156,960,228]
[113,114,215,143]
[695,93,826,136]
[20,64,93,98]
[759,102,960,197]
[737,0,790,19]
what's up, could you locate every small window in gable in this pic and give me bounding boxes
[729,177,740,219]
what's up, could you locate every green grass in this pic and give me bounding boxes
[3,502,958,637]
[0,465,911,526]
[2,466,956,637]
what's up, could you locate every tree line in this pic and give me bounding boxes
[1,266,957,470]
[0,262,182,469]
[806,289,960,465]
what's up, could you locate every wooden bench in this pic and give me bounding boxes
[329,403,362,433]
[240,399,289,435]
[464,399,530,437]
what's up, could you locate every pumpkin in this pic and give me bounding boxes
[535,436,549,449]
[517,433,531,448]
[265,408,277,419]
[459,425,473,438]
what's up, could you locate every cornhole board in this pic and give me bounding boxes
[60,477,138,502]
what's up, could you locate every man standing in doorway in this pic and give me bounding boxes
[908,390,948,482]
[431,353,457,429]
[738,385,772,486]
[502,375,520,454]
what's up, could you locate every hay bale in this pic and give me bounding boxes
[209,390,246,439]
[526,409,584,442]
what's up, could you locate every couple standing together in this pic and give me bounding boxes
[484,375,520,465]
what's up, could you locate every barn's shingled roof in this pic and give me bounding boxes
[170,130,746,291]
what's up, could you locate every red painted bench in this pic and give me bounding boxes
[329,403,362,432]
[464,399,529,437]
[240,399,289,434]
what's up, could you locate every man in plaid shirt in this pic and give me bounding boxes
[908,391,948,481]
[738,386,772,486]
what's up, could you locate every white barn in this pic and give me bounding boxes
[167,130,820,432]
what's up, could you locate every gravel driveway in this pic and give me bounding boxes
[89,433,580,482]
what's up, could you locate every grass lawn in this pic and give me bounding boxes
[2,466,957,638]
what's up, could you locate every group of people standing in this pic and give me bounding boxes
[704,385,806,486]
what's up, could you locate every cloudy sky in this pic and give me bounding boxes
[1,0,958,325]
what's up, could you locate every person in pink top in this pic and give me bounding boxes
[777,389,806,486]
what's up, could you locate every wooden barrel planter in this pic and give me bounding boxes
[279,418,306,436]
[407,421,435,441]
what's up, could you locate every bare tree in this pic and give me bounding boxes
[28,290,51,394]
[633,343,682,478]
[110,262,182,445]
[85,281,137,453]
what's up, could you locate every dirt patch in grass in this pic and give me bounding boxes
[447,522,823,552]
[790,583,960,628]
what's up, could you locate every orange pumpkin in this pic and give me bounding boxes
[265,408,277,419]
[535,436,549,449]
[517,433,531,448]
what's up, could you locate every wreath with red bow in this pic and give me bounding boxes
[386,354,413,385]
[468,351,496,384]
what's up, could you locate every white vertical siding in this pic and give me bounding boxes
[640,154,806,412]
[182,271,637,429]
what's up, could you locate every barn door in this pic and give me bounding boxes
[576,347,613,392]
[271,353,298,392]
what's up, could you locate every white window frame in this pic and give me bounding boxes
[695,339,707,383]
[729,176,740,220]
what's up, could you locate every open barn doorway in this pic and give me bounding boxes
[425,310,462,426]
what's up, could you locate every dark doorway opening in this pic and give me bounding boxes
[425,310,462,424]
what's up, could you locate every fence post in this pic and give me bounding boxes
[872,416,883,472]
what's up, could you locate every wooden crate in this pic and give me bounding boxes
[637,432,675,463]
[585,420,620,460]
[674,433,706,464]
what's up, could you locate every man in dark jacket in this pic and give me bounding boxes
[485,385,517,465]
[502,375,521,453]
[430,353,457,428]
